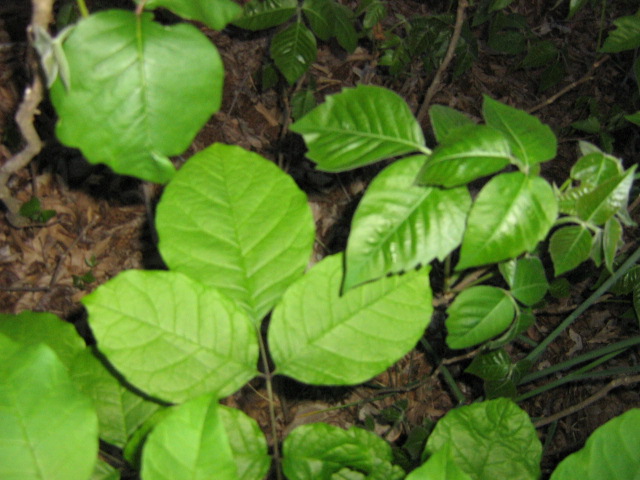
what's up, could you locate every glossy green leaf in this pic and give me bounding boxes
[487,308,535,350]
[291,85,426,172]
[142,0,242,30]
[156,144,315,324]
[549,225,592,276]
[233,0,297,30]
[570,152,622,188]
[83,270,259,403]
[603,217,623,272]
[344,155,471,291]
[500,257,548,306]
[457,172,558,270]
[282,423,405,480]
[425,398,542,480]
[270,254,433,385]
[332,3,358,52]
[446,286,515,349]
[141,394,237,480]
[0,335,98,480]
[482,96,557,169]
[465,348,511,381]
[0,311,85,369]
[50,10,223,184]
[551,408,640,480]
[428,105,475,144]
[576,167,636,225]
[406,443,472,480]
[219,405,271,480]
[70,349,161,448]
[271,22,317,84]
[600,14,640,53]
[416,125,511,187]
[302,0,334,40]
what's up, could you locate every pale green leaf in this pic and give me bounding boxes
[344,155,471,290]
[416,125,511,187]
[233,0,297,30]
[50,10,223,183]
[83,270,259,403]
[271,22,317,84]
[0,311,85,369]
[499,257,548,306]
[0,335,98,480]
[141,394,237,480]
[92,459,120,480]
[446,286,515,349]
[600,14,640,52]
[551,409,640,480]
[156,144,315,324]
[482,96,557,168]
[603,217,623,272]
[406,443,472,480]
[428,104,475,144]
[291,85,426,172]
[549,225,592,276]
[457,172,558,270]
[576,167,636,225]
[143,0,242,30]
[425,398,542,480]
[283,423,405,480]
[70,349,161,448]
[269,254,433,385]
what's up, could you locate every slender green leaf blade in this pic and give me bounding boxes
[271,22,317,84]
[141,394,237,480]
[457,172,558,270]
[143,0,242,30]
[0,335,98,480]
[425,398,542,480]
[416,125,511,187]
[70,349,161,448]
[83,270,259,403]
[603,217,623,272]
[446,286,515,349]
[50,10,223,183]
[344,155,471,290]
[283,423,405,480]
[551,409,640,480]
[233,0,297,30]
[270,254,433,385]
[291,85,426,172]
[576,167,636,225]
[156,144,315,324]
[600,14,640,52]
[549,225,592,276]
[482,96,557,168]
[428,104,475,144]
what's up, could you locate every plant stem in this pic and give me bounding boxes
[76,0,89,17]
[523,245,640,365]
[421,339,467,404]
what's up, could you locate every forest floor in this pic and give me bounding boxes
[1,1,640,478]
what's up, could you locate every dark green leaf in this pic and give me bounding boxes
[143,0,242,30]
[465,349,511,381]
[489,0,516,12]
[332,3,358,52]
[233,0,297,30]
[271,22,317,84]
[291,88,317,121]
[302,0,333,40]
[521,40,558,68]
[549,225,592,276]
[500,257,548,306]
[600,14,640,53]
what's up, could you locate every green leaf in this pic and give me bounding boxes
[425,398,542,480]
[70,349,161,448]
[570,152,622,187]
[233,0,297,30]
[603,217,622,273]
[0,335,98,480]
[360,0,387,30]
[92,459,121,480]
[549,225,592,276]
[457,172,558,270]
[302,0,334,41]
[282,423,405,480]
[50,10,223,184]
[416,125,511,187]
[142,0,242,30]
[156,144,315,324]
[428,105,475,144]
[271,22,317,84]
[344,155,471,291]
[600,14,640,53]
[489,0,516,12]
[576,167,636,225]
[521,40,558,68]
[445,286,515,349]
[465,348,511,381]
[83,270,259,403]
[141,394,237,480]
[551,408,640,480]
[406,443,472,480]
[332,3,358,52]
[291,88,317,121]
[482,96,557,169]
[0,311,85,369]
[218,405,271,480]
[610,265,640,295]
[568,0,590,19]
[500,256,548,306]
[625,110,640,126]
[269,254,433,385]
[291,85,426,172]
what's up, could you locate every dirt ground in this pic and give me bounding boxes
[1,1,639,478]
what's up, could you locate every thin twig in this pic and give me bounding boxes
[527,55,610,114]
[416,0,469,122]
[534,374,640,428]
